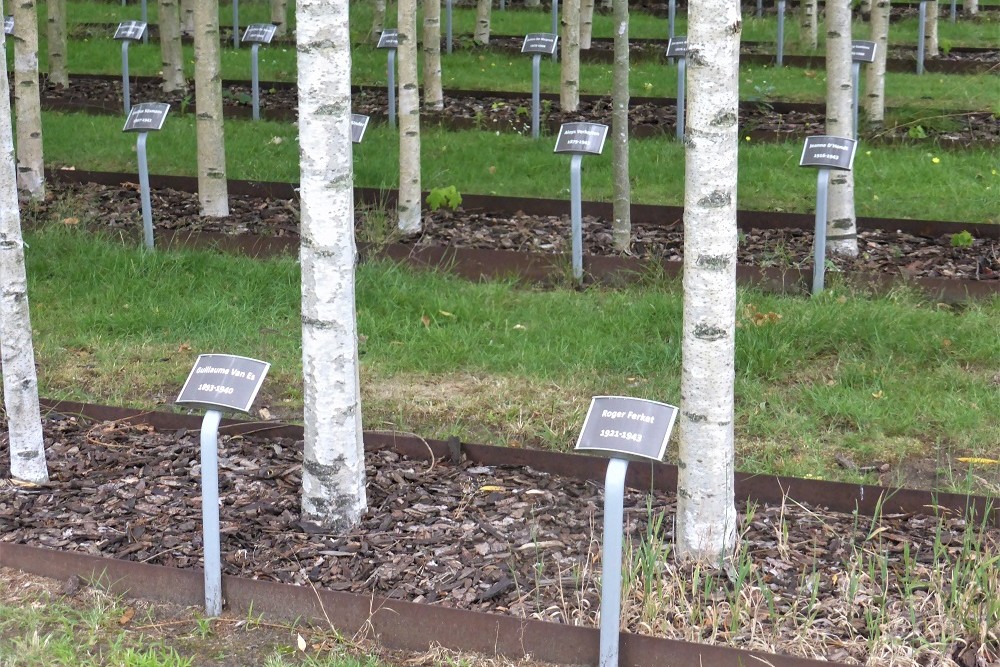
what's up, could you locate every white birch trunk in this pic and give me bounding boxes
[180,0,195,36]
[560,0,581,112]
[859,0,872,19]
[580,0,595,49]
[398,0,422,233]
[13,0,44,199]
[964,0,978,17]
[46,0,68,87]
[611,0,630,252]
[800,0,818,51]
[474,0,491,45]
[297,0,367,529]
[193,0,230,217]
[924,1,939,57]
[370,0,387,44]
[862,0,890,128]
[158,0,187,93]
[271,0,289,36]
[423,0,444,110]
[0,36,47,485]
[825,0,857,257]
[676,0,740,563]
[601,0,612,9]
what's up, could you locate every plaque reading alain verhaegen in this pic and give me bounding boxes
[575,396,678,462]
[114,20,148,41]
[521,32,558,55]
[377,29,399,49]
[123,102,170,132]
[852,40,877,63]
[4,16,13,35]
[351,114,371,144]
[242,23,278,45]
[553,122,609,155]
[799,135,858,171]
[177,354,271,413]
[666,36,688,58]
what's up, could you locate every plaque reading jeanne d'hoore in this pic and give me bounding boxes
[377,29,399,49]
[243,23,278,44]
[177,354,270,413]
[851,40,877,63]
[4,16,13,35]
[521,32,558,55]
[553,122,609,155]
[799,135,858,171]
[114,20,147,41]
[666,36,688,58]
[575,396,678,462]
[351,114,371,144]
[123,102,171,132]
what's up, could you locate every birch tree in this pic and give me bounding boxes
[862,0,890,128]
[423,0,444,111]
[799,0,818,51]
[46,0,68,87]
[965,0,978,17]
[271,0,289,36]
[13,0,44,198]
[825,0,857,256]
[297,0,367,529]
[370,0,387,44]
[474,0,491,45]
[180,0,195,36]
[560,0,581,112]
[193,0,230,217]
[675,0,740,562]
[158,0,186,93]
[580,0,595,49]
[859,0,872,19]
[0,42,47,485]
[398,0,422,233]
[611,0,630,252]
[924,1,939,57]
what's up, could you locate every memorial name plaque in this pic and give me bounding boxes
[799,135,857,171]
[666,36,687,58]
[553,122,609,155]
[351,114,371,143]
[4,16,12,35]
[377,29,399,49]
[243,23,277,44]
[123,102,170,132]
[177,354,270,413]
[575,396,678,462]
[521,32,558,55]
[851,40,877,63]
[114,20,147,41]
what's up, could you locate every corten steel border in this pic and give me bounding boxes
[45,169,999,301]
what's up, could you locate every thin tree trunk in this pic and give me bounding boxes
[46,0,68,87]
[13,0,44,199]
[180,0,195,36]
[158,0,186,92]
[271,0,289,36]
[580,0,594,49]
[859,0,872,20]
[800,0,818,51]
[611,0,630,253]
[964,0,978,17]
[676,0,740,563]
[474,0,491,45]
[863,0,890,128]
[423,0,444,111]
[924,1,938,57]
[825,0,857,257]
[297,0,367,530]
[601,0,612,9]
[398,0,422,233]
[560,0,581,112]
[193,0,230,217]
[370,0,387,44]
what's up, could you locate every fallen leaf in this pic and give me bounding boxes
[871,390,884,399]
[421,314,431,328]
[941,338,952,348]
[439,310,454,317]
[177,342,192,352]
[62,217,79,225]
[258,407,273,420]
[119,607,135,625]
[297,634,307,652]
[512,324,526,330]
[956,457,1000,465]
[479,485,505,492]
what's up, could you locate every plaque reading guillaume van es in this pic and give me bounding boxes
[575,396,678,462]
[799,136,858,171]
[114,20,148,41]
[177,354,270,413]
[553,122,609,155]
[521,32,558,55]
[377,29,399,49]
[123,102,171,132]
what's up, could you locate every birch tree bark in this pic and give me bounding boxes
[560,0,581,112]
[398,0,422,233]
[193,0,230,217]
[862,0,890,128]
[0,39,48,485]
[964,0,978,17]
[423,0,444,111]
[297,0,367,529]
[859,0,872,20]
[180,0,195,36]
[370,0,387,44]
[474,0,491,45]
[580,0,595,49]
[158,0,187,93]
[924,1,939,57]
[611,0,630,252]
[46,0,68,87]
[13,0,44,199]
[271,0,289,36]
[799,0,818,51]
[676,0,741,563]
[825,0,857,257]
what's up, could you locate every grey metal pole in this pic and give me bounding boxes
[136,132,155,250]
[777,0,785,66]
[852,61,860,138]
[552,0,559,61]
[668,0,676,40]
[200,409,224,616]
[917,1,926,75]
[950,0,956,21]
[141,0,148,44]
[251,43,261,121]
[387,49,397,128]
[233,0,240,48]
[812,168,830,295]
[500,0,506,9]
[676,57,686,141]
[757,0,763,18]
[570,154,583,283]
[121,41,131,116]
[598,457,629,667]
[531,54,541,139]
[446,0,453,54]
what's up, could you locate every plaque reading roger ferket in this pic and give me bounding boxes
[666,36,688,58]
[123,102,170,132]
[377,29,399,49]
[243,23,277,44]
[521,33,558,55]
[799,136,858,171]
[177,354,270,413]
[114,20,147,41]
[554,122,609,155]
[575,396,678,462]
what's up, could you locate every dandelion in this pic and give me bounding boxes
[932,156,941,164]
[745,135,751,142]
[865,150,872,156]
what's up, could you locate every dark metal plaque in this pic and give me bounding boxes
[575,396,678,462]
[242,23,277,44]
[521,33,558,55]
[122,102,171,132]
[114,20,148,41]
[799,135,858,171]
[351,114,371,144]
[377,29,399,49]
[4,16,12,35]
[553,122,609,155]
[852,40,877,63]
[176,354,270,413]
[666,36,688,58]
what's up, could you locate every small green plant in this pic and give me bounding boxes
[950,230,974,248]
[907,124,928,139]
[426,185,463,212]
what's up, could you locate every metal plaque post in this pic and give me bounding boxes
[676,55,686,140]
[554,122,609,284]
[233,0,240,48]
[598,457,629,667]
[200,409,224,616]
[668,0,676,41]
[121,40,133,115]
[136,132,155,250]
[757,0,763,18]
[570,154,584,282]
[552,0,559,61]
[812,168,830,294]
[251,43,261,120]
[777,0,786,66]
[852,60,861,137]
[531,54,543,139]
[388,48,397,128]
[446,0,453,53]
[917,1,926,74]
[141,0,148,43]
